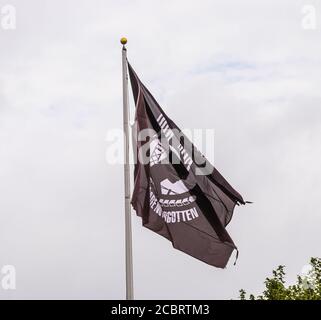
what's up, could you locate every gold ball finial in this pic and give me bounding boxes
[120,37,127,45]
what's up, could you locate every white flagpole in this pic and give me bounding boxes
[121,37,134,300]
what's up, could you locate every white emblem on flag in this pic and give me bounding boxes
[160,178,189,195]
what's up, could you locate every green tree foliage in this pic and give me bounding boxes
[240,257,321,300]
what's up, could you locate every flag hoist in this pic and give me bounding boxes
[120,36,248,301]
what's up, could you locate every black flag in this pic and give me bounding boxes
[128,62,245,268]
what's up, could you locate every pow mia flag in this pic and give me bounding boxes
[128,62,246,268]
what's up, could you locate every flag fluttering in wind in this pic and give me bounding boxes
[128,62,245,268]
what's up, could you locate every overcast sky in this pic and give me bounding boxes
[0,0,320,299]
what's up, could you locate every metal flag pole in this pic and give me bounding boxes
[120,37,134,300]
